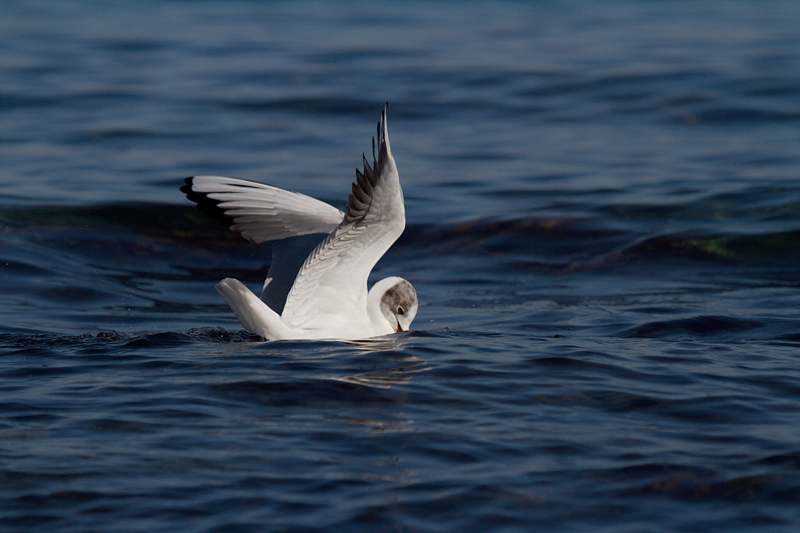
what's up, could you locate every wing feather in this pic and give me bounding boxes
[181,176,344,243]
[282,104,405,327]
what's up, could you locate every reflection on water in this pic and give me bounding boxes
[258,336,430,388]
[342,336,414,355]
[330,356,429,388]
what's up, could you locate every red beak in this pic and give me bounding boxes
[396,323,403,333]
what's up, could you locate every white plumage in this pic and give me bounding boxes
[182,105,418,341]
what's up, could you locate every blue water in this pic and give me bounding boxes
[2,1,800,531]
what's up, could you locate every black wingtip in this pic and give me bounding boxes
[181,176,235,229]
[179,176,194,195]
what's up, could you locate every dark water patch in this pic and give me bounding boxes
[403,216,625,270]
[221,96,385,117]
[591,389,672,414]
[0,330,221,361]
[519,69,712,99]
[660,93,717,110]
[627,472,784,503]
[715,231,800,264]
[407,215,800,273]
[605,185,800,226]
[772,332,800,344]
[739,372,800,400]
[674,106,800,125]
[541,352,681,386]
[0,94,63,110]
[743,80,800,98]
[304,47,430,65]
[119,331,193,350]
[89,38,172,53]
[612,231,800,266]
[1,363,85,380]
[0,409,63,425]
[632,394,762,425]
[80,127,180,143]
[623,315,763,339]
[0,332,120,357]
[185,327,262,343]
[755,454,800,470]
[0,203,235,243]
[0,260,51,276]
[78,418,166,434]
[440,150,516,162]
[33,285,116,305]
[209,378,396,409]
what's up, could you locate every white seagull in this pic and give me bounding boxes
[181,105,418,341]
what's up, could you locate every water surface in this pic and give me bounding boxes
[2,1,800,531]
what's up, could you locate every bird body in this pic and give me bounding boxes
[182,105,418,341]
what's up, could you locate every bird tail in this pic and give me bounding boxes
[215,278,293,340]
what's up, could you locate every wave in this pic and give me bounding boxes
[3,203,800,271]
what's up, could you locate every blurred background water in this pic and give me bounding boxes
[2,1,800,531]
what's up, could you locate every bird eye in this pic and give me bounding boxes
[396,306,405,315]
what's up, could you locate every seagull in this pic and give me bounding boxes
[181,104,418,341]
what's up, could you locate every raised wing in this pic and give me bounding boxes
[282,104,405,328]
[181,176,344,244]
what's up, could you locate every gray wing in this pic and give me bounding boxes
[181,176,344,244]
[260,233,327,314]
[181,175,345,314]
[282,104,405,327]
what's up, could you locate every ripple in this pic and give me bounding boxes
[622,315,763,339]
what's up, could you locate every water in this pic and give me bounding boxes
[2,1,800,531]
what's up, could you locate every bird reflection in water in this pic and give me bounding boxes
[330,336,429,388]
